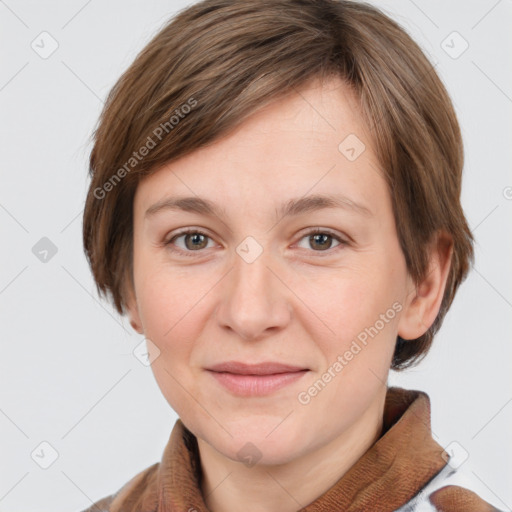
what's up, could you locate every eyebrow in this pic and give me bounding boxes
[144,193,373,221]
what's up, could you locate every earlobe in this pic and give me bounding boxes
[129,318,143,334]
[398,231,453,341]
[125,287,144,335]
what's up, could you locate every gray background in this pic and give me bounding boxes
[1,1,511,511]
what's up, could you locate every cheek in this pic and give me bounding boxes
[303,262,402,366]
[135,259,215,341]
[136,270,209,414]
[303,267,379,332]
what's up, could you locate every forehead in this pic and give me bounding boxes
[134,76,385,216]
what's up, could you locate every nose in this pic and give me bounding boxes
[215,245,292,341]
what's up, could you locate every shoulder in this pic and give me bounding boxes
[78,462,160,512]
[428,485,502,512]
[396,457,505,512]
[424,459,504,512]
[79,493,115,512]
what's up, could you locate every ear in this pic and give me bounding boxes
[398,231,453,340]
[125,285,144,335]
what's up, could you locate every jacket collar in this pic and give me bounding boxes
[157,387,448,512]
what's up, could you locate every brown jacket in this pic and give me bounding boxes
[81,387,500,511]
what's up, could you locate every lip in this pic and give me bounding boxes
[206,361,309,396]
[207,361,308,375]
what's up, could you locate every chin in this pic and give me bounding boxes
[215,420,307,466]
[222,439,301,467]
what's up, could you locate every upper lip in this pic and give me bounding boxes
[206,361,308,375]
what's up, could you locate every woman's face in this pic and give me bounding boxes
[128,76,416,465]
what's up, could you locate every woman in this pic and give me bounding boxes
[81,0,500,510]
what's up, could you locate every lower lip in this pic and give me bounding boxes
[207,370,308,396]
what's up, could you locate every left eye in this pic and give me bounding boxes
[296,230,344,252]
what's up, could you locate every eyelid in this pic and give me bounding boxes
[164,227,213,244]
[300,226,353,245]
[292,227,349,254]
[295,226,347,242]
[164,227,349,257]
[164,227,218,258]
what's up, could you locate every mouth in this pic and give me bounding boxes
[205,361,309,396]
[207,361,308,375]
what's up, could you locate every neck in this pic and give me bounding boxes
[197,389,386,512]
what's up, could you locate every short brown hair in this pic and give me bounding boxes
[82,0,474,370]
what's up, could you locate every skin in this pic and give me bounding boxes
[126,75,453,512]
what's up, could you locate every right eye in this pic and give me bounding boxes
[165,229,216,256]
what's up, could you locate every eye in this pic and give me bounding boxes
[165,229,216,256]
[164,227,348,257]
[295,228,347,253]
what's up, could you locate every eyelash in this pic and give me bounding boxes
[164,228,348,258]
